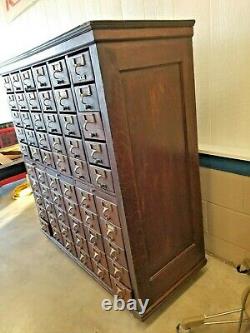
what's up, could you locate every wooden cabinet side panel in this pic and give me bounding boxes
[97,37,206,305]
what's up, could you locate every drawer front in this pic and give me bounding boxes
[85,141,110,168]
[21,69,35,91]
[53,153,71,176]
[48,59,70,87]
[34,193,44,208]
[11,111,22,127]
[20,112,33,129]
[20,142,31,159]
[29,176,41,194]
[75,186,96,213]
[72,232,88,252]
[44,199,56,216]
[67,51,94,84]
[90,165,114,193]
[39,91,56,112]
[63,239,76,256]
[69,217,85,238]
[30,146,41,162]
[81,209,100,234]
[31,113,46,131]
[51,227,64,245]
[55,207,69,226]
[16,127,26,143]
[3,75,13,93]
[103,238,128,270]
[59,222,73,242]
[64,198,81,220]
[40,149,55,168]
[49,134,67,155]
[100,219,124,249]
[92,260,111,287]
[35,168,48,186]
[88,244,108,269]
[110,276,132,302]
[10,72,23,92]
[75,247,92,270]
[96,196,120,227]
[37,206,48,222]
[40,184,51,200]
[54,88,75,113]
[33,65,51,89]
[25,129,38,147]
[107,258,131,288]
[48,213,60,230]
[44,114,62,134]
[60,179,77,203]
[37,132,51,151]
[79,112,105,141]
[26,162,36,178]
[59,114,81,138]
[26,92,40,111]
[40,219,51,235]
[16,93,29,110]
[51,191,65,211]
[69,158,90,183]
[46,173,61,194]
[84,226,104,252]
[75,84,100,112]
[64,137,85,160]
[8,95,18,110]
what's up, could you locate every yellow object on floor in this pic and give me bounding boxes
[12,181,32,200]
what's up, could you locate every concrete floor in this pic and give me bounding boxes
[0,181,250,333]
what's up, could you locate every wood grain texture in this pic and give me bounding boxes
[96,22,206,313]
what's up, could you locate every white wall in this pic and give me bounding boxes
[0,0,250,159]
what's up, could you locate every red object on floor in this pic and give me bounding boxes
[0,126,17,148]
[0,172,26,187]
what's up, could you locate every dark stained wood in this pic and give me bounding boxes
[0,20,206,319]
[96,33,206,314]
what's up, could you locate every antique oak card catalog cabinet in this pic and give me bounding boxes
[0,21,206,319]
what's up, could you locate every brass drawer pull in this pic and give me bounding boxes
[68,206,75,215]
[37,74,46,86]
[102,206,111,219]
[114,267,122,280]
[57,159,66,172]
[85,212,92,224]
[80,195,88,207]
[110,247,118,260]
[69,146,80,158]
[89,233,96,244]
[53,196,59,204]
[65,242,71,250]
[97,268,104,279]
[53,142,62,153]
[106,224,115,240]
[93,251,100,262]
[79,253,87,264]
[73,223,78,232]
[116,286,124,299]
[76,237,81,246]
[64,188,71,198]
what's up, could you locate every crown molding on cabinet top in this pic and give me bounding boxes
[0,20,195,74]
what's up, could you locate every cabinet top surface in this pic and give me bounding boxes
[0,20,195,73]
[81,19,195,29]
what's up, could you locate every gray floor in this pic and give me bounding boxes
[0,181,249,333]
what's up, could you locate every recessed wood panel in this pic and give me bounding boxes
[121,63,194,277]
